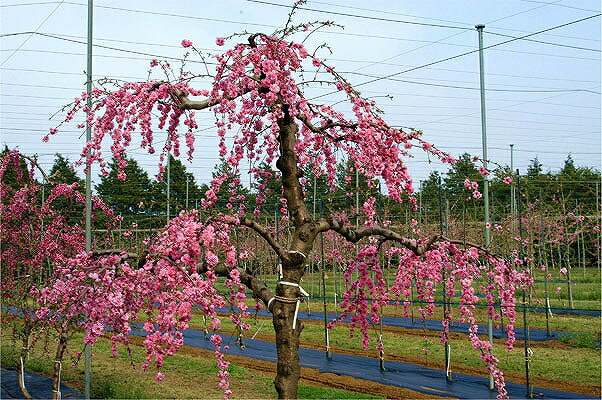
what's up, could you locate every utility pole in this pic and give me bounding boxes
[84,0,93,398]
[476,24,494,391]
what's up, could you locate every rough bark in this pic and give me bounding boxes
[51,329,68,400]
[271,104,315,398]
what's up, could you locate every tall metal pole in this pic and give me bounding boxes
[355,167,359,228]
[517,170,533,398]
[510,144,516,233]
[320,197,331,360]
[84,0,93,398]
[166,154,170,224]
[185,175,189,210]
[596,181,602,271]
[439,176,452,383]
[540,188,551,337]
[476,24,494,391]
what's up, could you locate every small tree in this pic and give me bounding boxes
[46,8,528,399]
[0,150,117,399]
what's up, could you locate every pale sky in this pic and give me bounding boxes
[1,0,600,189]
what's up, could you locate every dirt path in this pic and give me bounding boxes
[129,336,444,399]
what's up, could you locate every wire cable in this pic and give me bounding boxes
[1,0,64,66]
[247,0,473,31]
[311,13,601,100]
[484,30,601,52]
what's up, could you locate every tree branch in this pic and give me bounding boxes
[90,249,139,264]
[200,263,275,311]
[239,216,287,261]
[295,113,357,139]
[320,218,444,256]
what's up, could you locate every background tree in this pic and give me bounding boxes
[154,154,202,216]
[0,150,118,399]
[42,154,86,223]
[0,145,31,192]
[200,157,250,214]
[95,157,157,226]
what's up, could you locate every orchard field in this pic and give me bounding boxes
[1,1,601,399]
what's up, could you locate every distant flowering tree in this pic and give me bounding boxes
[45,4,529,399]
[0,150,117,399]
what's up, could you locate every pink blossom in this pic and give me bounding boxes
[216,37,225,46]
[181,39,193,48]
[503,176,512,184]
[559,267,567,275]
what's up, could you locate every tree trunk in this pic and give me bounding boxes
[272,295,303,398]
[272,260,306,399]
[51,329,68,400]
[18,340,33,399]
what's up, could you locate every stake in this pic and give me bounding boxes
[518,170,533,398]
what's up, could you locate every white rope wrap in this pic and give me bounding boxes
[445,343,451,376]
[287,250,307,259]
[277,264,283,280]
[278,281,309,330]
[267,297,276,310]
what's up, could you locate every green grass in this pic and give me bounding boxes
[195,308,601,389]
[1,324,386,399]
[297,384,384,399]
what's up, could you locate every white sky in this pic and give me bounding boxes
[1,0,600,190]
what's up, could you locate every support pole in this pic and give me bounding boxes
[166,154,170,224]
[510,144,515,232]
[185,175,189,210]
[320,197,331,360]
[355,166,359,228]
[84,1,93,398]
[439,176,452,383]
[517,170,533,398]
[539,188,551,337]
[476,23,494,391]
